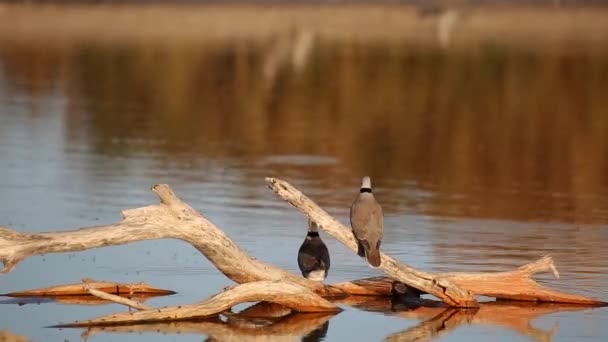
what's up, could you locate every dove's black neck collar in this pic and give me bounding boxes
[360,188,372,193]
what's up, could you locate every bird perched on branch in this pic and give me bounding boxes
[350,176,384,267]
[297,219,331,281]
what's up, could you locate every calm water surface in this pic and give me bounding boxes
[0,15,608,341]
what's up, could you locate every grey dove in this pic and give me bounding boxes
[350,176,384,267]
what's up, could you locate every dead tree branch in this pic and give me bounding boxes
[56,280,340,327]
[265,177,606,306]
[1,180,604,309]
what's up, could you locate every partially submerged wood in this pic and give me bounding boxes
[72,298,591,342]
[0,294,161,307]
[79,312,334,342]
[55,281,340,327]
[2,278,175,297]
[85,286,152,311]
[333,276,424,298]
[267,177,476,307]
[333,257,603,305]
[266,177,607,306]
[0,180,605,310]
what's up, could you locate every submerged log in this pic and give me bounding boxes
[332,257,602,305]
[2,278,175,297]
[55,281,340,327]
[0,180,605,308]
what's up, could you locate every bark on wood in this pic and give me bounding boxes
[55,281,340,327]
[266,177,607,306]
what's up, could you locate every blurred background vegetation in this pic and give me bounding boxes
[0,2,607,224]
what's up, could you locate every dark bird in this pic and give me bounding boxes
[297,219,330,281]
[350,176,384,267]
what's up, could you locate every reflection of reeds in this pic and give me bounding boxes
[0,6,607,225]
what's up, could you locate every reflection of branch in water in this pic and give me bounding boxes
[301,320,329,342]
[79,303,336,342]
[395,302,594,342]
[335,295,594,342]
[385,308,476,342]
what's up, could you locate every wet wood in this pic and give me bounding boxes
[55,281,340,327]
[0,294,161,307]
[266,177,607,307]
[333,276,423,297]
[2,278,175,297]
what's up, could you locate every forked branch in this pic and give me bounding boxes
[265,177,606,306]
[1,180,605,308]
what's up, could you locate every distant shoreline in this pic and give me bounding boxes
[0,4,607,50]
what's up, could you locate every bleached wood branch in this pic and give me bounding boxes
[55,281,340,327]
[1,181,604,308]
[83,286,152,311]
[265,177,606,306]
[0,184,343,297]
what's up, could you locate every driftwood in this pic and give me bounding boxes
[330,257,600,305]
[84,286,152,311]
[2,278,175,297]
[69,297,587,342]
[0,179,605,316]
[55,281,339,327]
[0,184,343,296]
[266,177,606,306]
